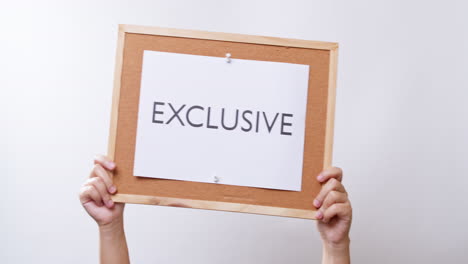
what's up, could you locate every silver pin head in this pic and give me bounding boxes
[226,53,231,63]
[214,176,220,183]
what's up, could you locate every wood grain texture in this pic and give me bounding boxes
[121,24,338,51]
[107,27,126,160]
[108,25,338,219]
[323,48,338,168]
[112,194,317,219]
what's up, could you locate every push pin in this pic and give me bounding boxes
[225,53,231,63]
[214,176,220,183]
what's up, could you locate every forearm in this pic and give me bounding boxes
[321,239,350,264]
[99,217,130,264]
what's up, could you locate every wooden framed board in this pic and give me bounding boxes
[108,24,338,219]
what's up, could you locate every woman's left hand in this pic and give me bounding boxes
[314,167,352,249]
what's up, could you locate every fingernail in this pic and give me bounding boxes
[317,174,324,182]
[107,199,114,207]
[108,185,117,193]
[315,211,323,219]
[313,199,321,208]
[106,161,115,170]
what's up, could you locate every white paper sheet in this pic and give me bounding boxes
[133,50,309,191]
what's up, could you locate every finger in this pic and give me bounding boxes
[318,202,352,223]
[89,164,116,194]
[321,190,348,211]
[79,185,103,207]
[86,177,114,208]
[317,167,343,183]
[313,178,346,208]
[94,154,116,171]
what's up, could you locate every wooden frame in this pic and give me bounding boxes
[108,24,338,219]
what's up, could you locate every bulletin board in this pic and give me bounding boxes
[108,24,338,219]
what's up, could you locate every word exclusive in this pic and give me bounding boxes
[152,101,294,136]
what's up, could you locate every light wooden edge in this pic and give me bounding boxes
[112,194,317,219]
[107,27,126,159]
[120,24,338,51]
[323,48,339,169]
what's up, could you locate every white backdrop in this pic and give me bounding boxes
[1,1,467,263]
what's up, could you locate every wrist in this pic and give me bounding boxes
[322,238,350,264]
[323,236,350,251]
[98,216,124,236]
[98,215,130,264]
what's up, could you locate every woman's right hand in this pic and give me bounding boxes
[79,155,124,227]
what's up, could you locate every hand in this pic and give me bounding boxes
[79,155,124,227]
[314,167,352,253]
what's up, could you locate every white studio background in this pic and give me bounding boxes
[1,0,467,263]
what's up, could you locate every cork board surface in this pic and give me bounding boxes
[113,32,331,211]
